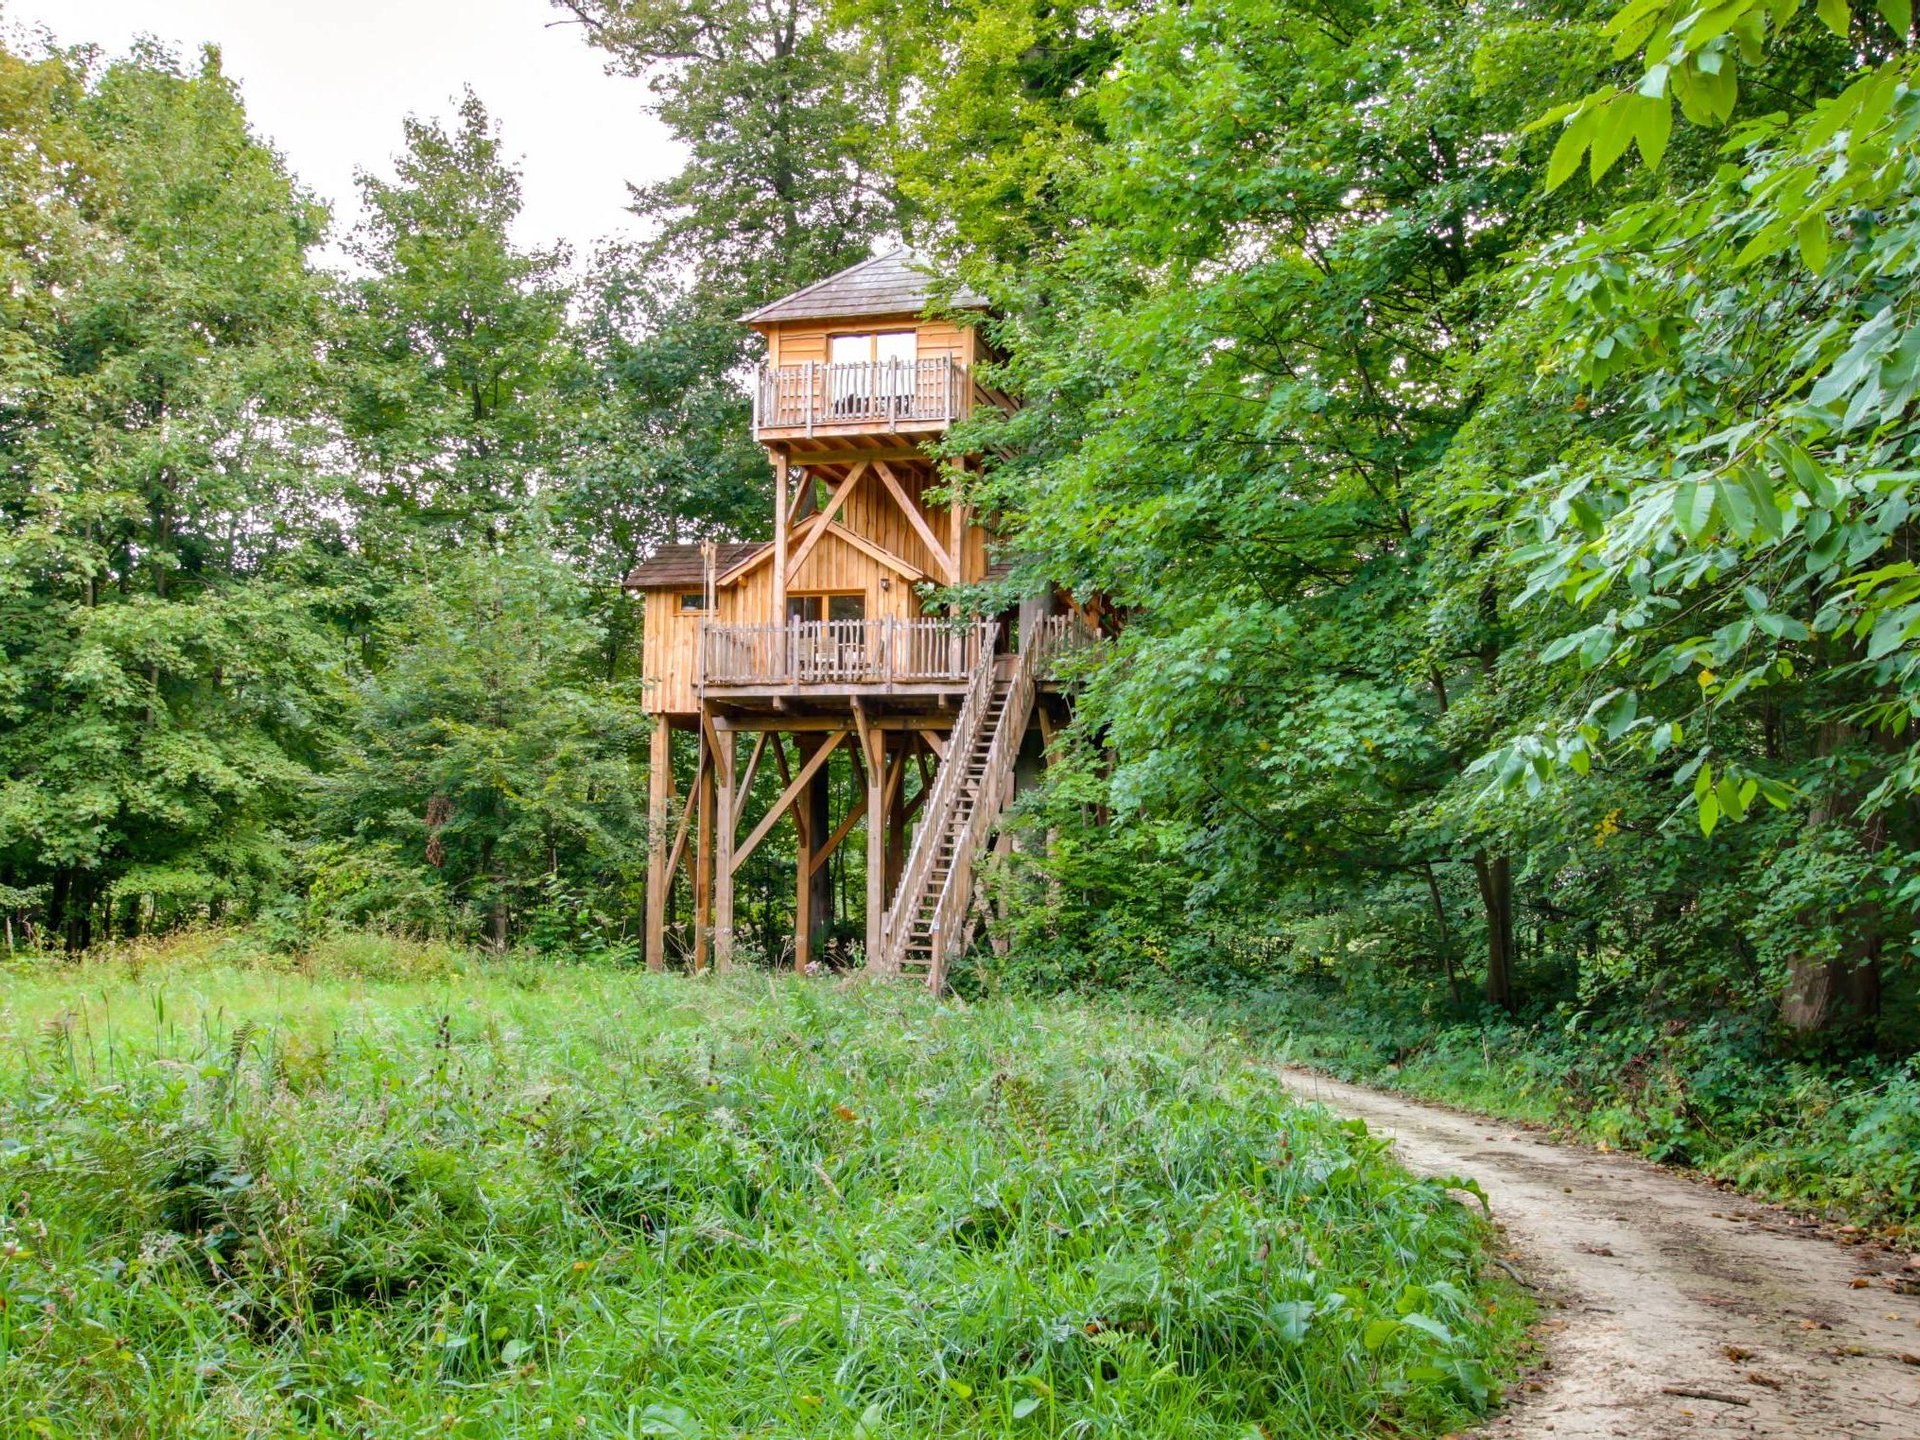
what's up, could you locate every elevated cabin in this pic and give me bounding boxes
[623,250,1086,987]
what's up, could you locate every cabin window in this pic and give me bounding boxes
[677,592,707,612]
[827,330,917,366]
[786,593,866,624]
[828,331,917,415]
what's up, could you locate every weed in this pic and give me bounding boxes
[0,938,1528,1437]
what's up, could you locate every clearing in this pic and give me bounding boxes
[1281,1071,1920,1439]
[0,941,1527,1439]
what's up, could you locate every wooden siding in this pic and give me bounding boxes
[767,317,974,371]
[641,460,994,717]
[641,590,707,716]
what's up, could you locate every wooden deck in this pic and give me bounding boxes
[752,358,969,440]
[701,617,991,690]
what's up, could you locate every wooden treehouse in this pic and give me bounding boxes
[624,249,1088,989]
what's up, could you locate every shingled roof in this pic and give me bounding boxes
[739,248,988,326]
[623,541,767,591]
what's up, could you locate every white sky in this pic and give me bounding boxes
[6,0,684,262]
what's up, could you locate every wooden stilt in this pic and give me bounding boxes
[645,716,673,972]
[885,735,908,893]
[860,705,886,967]
[794,735,815,974]
[694,726,714,973]
[713,714,736,970]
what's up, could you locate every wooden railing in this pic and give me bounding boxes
[876,620,1002,974]
[700,618,990,687]
[918,615,1092,990]
[753,357,968,433]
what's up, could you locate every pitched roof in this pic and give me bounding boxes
[623,541,767,591]
[740,248,988,326]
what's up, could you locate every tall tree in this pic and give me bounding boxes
[336,90,570,559]
[913,0,1621,1006]
[0,39,337,948]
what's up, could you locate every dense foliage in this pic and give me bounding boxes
[0,938,1527,1437]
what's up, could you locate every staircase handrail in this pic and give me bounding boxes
[923,615,1086,990]
[878,618,1001,971]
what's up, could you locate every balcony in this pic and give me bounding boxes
[701,618,991,691]
[752,357,969,439]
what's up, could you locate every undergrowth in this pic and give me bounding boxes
[0,933,1529,1438]
[1206,980,1920,1235]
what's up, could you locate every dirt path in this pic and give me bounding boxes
[1278,1069,1920,1439]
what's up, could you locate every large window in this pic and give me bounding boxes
[828,331,917,415]
[787,593,866,624]
[828,331,916,366]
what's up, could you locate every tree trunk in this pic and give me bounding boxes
[1472,851,1515,1010]
[1782,719,1884,1038]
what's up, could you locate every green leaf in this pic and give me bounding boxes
[1879,0,1911,37]
[1797,211,1830,273]
[1547,108,1596,191]
[1816,0,1852,35]
[1672,481,1715,540]
[1363,1318,1402,1352]
[1589,98,1637,182]
[1634,95,1673,170]
[1011,1396,1042,1420]
[637,1406,704,1440]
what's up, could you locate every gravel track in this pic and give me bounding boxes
[1278,1069,1920,1439]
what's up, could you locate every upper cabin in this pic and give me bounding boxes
[626,250,1012,719]
[743,249,996,447]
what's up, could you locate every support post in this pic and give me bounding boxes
[794,735,815,973]
[886,735,908,893]
[860,710,886,968]
[773,450,790,624]
[645,716,673,972]
[694,728,714,972]
[713,716,736,969]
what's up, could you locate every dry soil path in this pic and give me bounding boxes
[1278,1069,1920,1440]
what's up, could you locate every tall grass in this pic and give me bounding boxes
[0,934,1527,1437]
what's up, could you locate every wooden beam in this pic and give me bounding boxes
[787,462,867,580]
[885,736,908,893]
[773,449,790,622]
[731,730,848,876]
[850,698,878,786]
[733,731,769,814]
[663,743,706,894]
[865,720,886,964]
[793,734,812,973]
[713,717,735,969]
[949,459,968,586]
[809,794,866,876]
[920,729,949,760]
[875,461,956,584]
[820,521,927,583]
[714,714,954,733]
[644,717,673,973]
[694,730,713,972]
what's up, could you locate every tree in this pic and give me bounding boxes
[336,90,571,560]
[0,38,338,947]
[1462,0,1915,1037]
[912,0,1622,1007]
[311,517,647,947]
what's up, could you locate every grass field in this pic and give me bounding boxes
[0,935,1528,1438]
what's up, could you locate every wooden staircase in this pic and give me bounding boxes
[877,615,1088,991]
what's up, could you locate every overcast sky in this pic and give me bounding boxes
[7,0,684,261]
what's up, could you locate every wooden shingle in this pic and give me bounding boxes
[740,249,987,327]
[623,541,767,591]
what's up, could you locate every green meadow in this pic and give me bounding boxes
[0,935,1526,1438]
